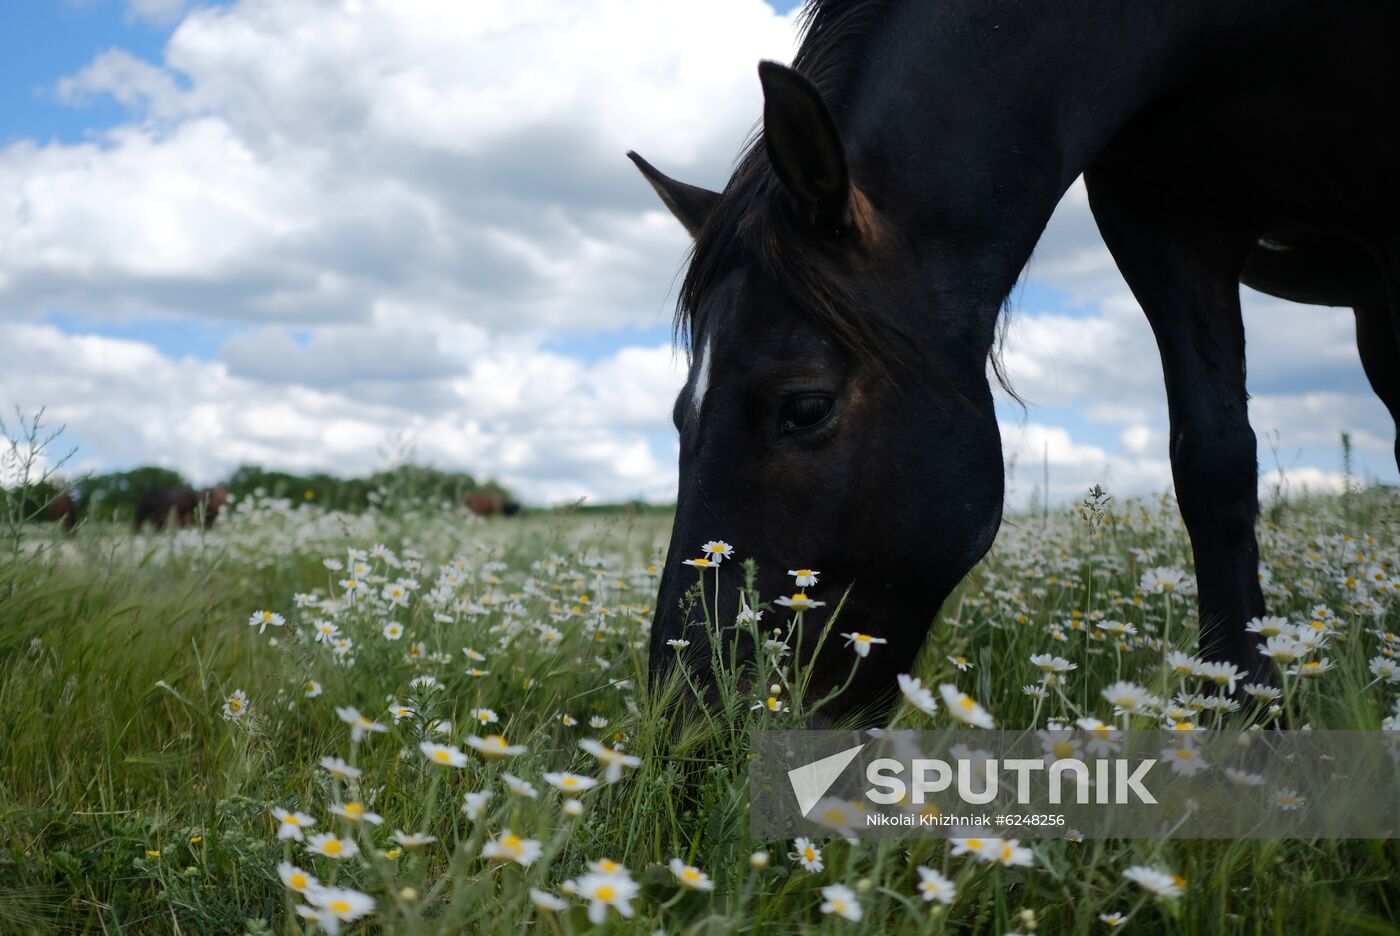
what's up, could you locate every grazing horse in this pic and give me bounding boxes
[47,492,79,532]
[464,491,522,518]
[633,0,1398,723]
[134,486,228,531]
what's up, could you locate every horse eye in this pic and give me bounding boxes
[779,394,834,432]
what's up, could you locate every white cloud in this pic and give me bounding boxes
[57,49,189,117]
[0,322,686,503]
[0,0,803,500]
[2,0,798,334]
[1259,466,1348,499]
[999,420,1174,510]
[125,0,189,24]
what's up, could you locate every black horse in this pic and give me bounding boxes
[632,0,1398,723]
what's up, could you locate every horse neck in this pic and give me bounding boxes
[837,0,1289,321]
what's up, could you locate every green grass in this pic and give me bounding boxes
[1,488,1398,934]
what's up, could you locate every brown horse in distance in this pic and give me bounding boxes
[464,490,521,518]
[134,486,229,531]
[47,492,79,531]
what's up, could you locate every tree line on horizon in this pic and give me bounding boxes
[4,463,514,524]
[3,463,674,526]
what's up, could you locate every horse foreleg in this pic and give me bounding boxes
[1085,167,1268,681]
[1357,237,1400,471]
[1354,300,1400,471]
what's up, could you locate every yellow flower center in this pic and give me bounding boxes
[563,777,578,787]
[504,834,522,852]
[344,802,364,817]
[682,868,701,882]
[433,750,451,762]
[282,815,300,825]
[766,696,780,709]
[959,697,975,711]
[1053,740,1077,759]
[323,839,343,855]
[596,885,617,901]
[290,873,307,890]
[803,847,816,861]
[330,900,351,914]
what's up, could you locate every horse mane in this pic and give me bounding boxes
[676,0,898,371]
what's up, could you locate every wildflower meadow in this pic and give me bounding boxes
[2,478,1399,934]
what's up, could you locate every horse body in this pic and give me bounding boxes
[465,491,522,518]
[134,486,228,531]
[47,492,78,531]
[636,0,1399,721]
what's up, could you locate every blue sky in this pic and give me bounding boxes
[3,2,165,145]
[0,0,1394,504]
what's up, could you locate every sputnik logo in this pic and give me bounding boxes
[787,743,865,816]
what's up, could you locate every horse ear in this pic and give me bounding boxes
[758,60,850,232]
[627,151,720,238]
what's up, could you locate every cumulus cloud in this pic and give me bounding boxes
[3,0,798,333]
[125,0,189,24]
[0,0,803,501]
[0,321,686,503]
[999,420,1174,510]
